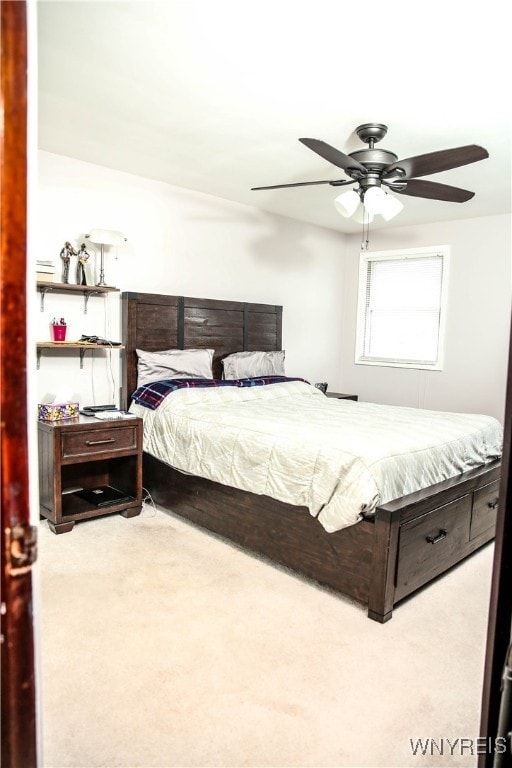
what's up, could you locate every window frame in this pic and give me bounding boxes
[355,245,450,371]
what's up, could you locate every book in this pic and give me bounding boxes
[75,486,133,507]
[36,272,55,282]
[93,410,138,420]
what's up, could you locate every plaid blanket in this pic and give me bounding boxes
[131,376,308,410]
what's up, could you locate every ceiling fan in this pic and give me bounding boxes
[251,123,489,222]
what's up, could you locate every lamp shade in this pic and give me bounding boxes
[363,186,387,215]
[334,189,360,218]
[380,193,404,221]
[86,228,127,246]
[334,187,403,225]
[363,188,404,221]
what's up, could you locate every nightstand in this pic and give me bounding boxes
[38,415,143,534]
[325,392,358,401]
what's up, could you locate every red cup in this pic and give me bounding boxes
[52,324,67,341]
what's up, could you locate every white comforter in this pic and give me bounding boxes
[130,380,503,533]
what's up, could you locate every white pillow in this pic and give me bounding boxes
[222,350,285,380]
[136,348,214,387]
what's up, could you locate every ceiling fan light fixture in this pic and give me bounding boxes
[334,189,360,218]
[362,186,404,221]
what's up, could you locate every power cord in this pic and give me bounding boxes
[104,293,116,404]
[142,487,157,516]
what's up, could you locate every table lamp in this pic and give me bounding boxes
[85,228,127,286]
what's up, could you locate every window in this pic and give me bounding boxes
[355,246,449,370]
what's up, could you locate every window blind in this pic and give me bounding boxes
[361,253,444,366]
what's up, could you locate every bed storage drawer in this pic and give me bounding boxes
[395,494,471,600]
[470,480,499,540]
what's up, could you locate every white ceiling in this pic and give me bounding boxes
[38,0,512,234]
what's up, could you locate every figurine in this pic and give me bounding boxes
[59,241,78,284]
[76,243,91,286]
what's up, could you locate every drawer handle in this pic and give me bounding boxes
[487,500,499,509]
[85,438,116,446]
[426,529,447,545]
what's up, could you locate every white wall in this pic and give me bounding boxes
[35,152,511,424]
[35,151,347,407]
[340,215,511,422]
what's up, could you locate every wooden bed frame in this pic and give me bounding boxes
[121,291,500,622]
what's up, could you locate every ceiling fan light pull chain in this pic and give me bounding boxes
[361,211,370,251]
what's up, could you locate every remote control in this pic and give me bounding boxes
[83,404,117,412]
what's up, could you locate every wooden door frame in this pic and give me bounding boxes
[479,314,512,765]
[1,1,38,766]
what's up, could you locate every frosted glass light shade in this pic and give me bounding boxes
[334,187,403,223]
[363,188,404,221]
[86,228,127,246]
[334,189,360,218]
[380,193,404,221]
[363,186,387,215]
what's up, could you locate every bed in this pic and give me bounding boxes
[121,291,502,622]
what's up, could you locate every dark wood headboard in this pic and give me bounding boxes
[121,292,283,408]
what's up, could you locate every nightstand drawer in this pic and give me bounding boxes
[61,425,139,459]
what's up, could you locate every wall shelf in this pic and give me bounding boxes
[36,281,119,313]
[36,342,124,369]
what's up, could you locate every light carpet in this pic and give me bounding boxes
[36,502,494,768]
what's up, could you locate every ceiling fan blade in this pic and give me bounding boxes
[388,178,475,202]
[383,144,488,180]
[251,179,355,191]
[299,138,367,174]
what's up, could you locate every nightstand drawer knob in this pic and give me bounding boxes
[85,438,116,446]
